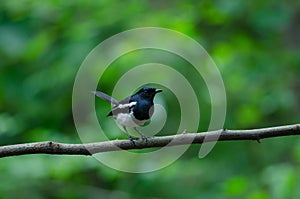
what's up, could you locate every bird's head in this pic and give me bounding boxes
[136,86,162,100]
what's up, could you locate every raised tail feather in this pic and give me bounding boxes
[92,91,119,105]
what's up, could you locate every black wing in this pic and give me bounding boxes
[107,97,136,117]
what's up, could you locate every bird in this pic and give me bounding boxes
[92,86,162,141]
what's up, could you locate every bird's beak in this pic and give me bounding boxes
[155,89,162,93]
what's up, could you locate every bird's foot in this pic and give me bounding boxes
[133,127,148,142]
[128,136,137,146]
[140,135,149,142]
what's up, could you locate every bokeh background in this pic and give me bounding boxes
[1,0,300,198]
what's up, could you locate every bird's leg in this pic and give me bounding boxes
[133,127,148,141]
[123,126,136,146]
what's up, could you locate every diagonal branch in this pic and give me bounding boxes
[0,124,299,158]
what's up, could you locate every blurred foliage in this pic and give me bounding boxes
[0,0,300,198]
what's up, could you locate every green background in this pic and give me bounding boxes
[1,0,300,198]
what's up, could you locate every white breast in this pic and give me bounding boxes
[114,112,147,127]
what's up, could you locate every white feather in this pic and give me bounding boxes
[117,101,137,109]
[115,112,147,128]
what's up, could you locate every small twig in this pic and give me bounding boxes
[0,124,299,158]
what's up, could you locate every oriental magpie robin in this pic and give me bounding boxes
[93,86,162,141]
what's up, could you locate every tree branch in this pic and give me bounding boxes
[0,124,299,158]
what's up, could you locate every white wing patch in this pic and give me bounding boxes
[117,101,137,109]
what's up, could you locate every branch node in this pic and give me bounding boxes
[182,130,188,134]
[256,137,261,143]
[296,124,300,131]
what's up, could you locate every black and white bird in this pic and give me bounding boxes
[93,86,162,140]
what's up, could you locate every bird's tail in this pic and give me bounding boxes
[92,91,119,105]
